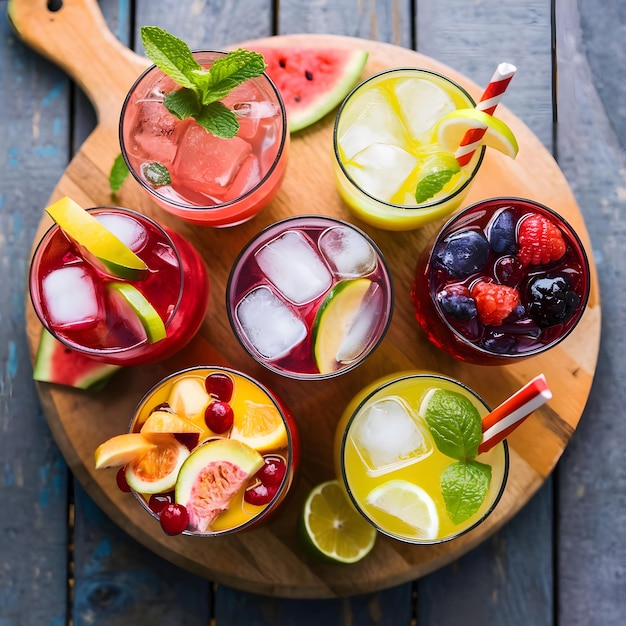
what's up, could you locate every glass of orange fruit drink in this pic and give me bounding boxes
[95,366,299,536]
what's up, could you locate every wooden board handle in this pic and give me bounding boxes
[8,0,148,128]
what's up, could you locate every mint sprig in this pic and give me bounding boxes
[441,460,492,525]
[140,26,266,139]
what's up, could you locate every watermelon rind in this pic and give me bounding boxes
[32,329,121,391]
[256,46,369,133]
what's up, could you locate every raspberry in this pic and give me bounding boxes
[471,280,520,326]
[517,213,566,266]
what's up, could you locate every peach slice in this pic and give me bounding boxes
[94,433,160,469]
[168,377,210,421]
[140,410,204,435]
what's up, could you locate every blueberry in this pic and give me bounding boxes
[527,275,580,327]
[437,288,477,321]
[435,230,489,277]
[483,332,518,354]
[488,207,517,255]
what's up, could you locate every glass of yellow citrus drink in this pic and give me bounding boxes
[333,68,486,231]
[335,372,508,544]
[95,365,299,536]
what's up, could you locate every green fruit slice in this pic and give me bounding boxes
[175,439,264,532]
[312,278,373,374]
[125,435,190,494]
[107,282,167,344]
[299,480,376,563]
[45,197,148,280]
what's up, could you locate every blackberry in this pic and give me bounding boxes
[488,207,517,255]
[527,275,580,327]
[435,230,489,277]
[437,285,477,321]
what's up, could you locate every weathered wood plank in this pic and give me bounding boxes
[415,2,555,624]
[0,1,71,624]
[555,1,625,624]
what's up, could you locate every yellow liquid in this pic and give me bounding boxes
[334,70,483,230]
[132,367,291,533]
[335,373,507,543]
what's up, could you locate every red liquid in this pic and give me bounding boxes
[30,208,209,366]
[227,216,393,379]
[412,198,590,365]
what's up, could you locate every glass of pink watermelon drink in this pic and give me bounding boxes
[333,68,486,231]
[226,215,394,380]
[29,205,209,366]
[411,197,590,365]
[114,365,299,536]
[120,51,289,228]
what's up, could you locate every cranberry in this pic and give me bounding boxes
[205,373,234,402]
[244,482,278,506]
[174,432,200,451]
[159,503,189,535]
[257,455,287,487]
[205,401,234,433]
[116,468,131,493]
[148,493,173,515]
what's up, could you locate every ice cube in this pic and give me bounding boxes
[345,143,418,202]
[338,87,406,161]
[153,242,180,268]
[95,213,148,253]
[234,101,280,140]
[126,100,185,165]
[336,283,383,363]
[319,226,377,278]
[42,266,101,330]
[236,286,307,360]
[255,230,332,304]
[393,77,456,140]
[173,124,252,200]
[350,397,432,476]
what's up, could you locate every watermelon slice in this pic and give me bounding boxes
[251,46,369,132]
[32,329,120,390]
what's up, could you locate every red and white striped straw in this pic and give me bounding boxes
[454,62,517,167]
[478,374,551,454]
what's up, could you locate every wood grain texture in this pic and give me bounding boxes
[13,0,600,599]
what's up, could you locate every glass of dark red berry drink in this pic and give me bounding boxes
[96,366,299,536]
[412,197,590,365]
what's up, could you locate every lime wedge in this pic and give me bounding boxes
[434,108,519,159]
[311,278,373,374]
[414,152,461,204]
[108,282,166,344]
[365,479,439,540]
[300,480,377,563]
[45,197,148,280]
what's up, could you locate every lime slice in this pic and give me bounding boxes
[311,278,373,374]
[414,151,461,204]
[300,480,377,563]
[45,197,148,280]
[108,282,166,344]
[435,108,519,159]
[365,479,439,540]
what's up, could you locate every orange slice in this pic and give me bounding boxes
[230,400,288,453]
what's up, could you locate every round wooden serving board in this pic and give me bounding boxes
[15,0,600,599]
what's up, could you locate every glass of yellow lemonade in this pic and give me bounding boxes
[334,372,508,544]
[333,68,485,231]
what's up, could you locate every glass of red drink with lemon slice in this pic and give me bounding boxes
[226,215,394,380]
[29,198,209,366]
[411,197,590,365]
[95,366,299,536]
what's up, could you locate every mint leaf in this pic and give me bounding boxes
[422,389,482,460]
[441,460,492,525]
[142,162,171,187]
[109,153,129,193]
[141,26,201,92]
[195,102,239,138]
[415,169,458,203]
[199,49,266,104]
[164,88,201,120]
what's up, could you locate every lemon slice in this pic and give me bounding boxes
[435,108,519,159]
[312,278,373,374]
[108,282,167,344]
[300,480,377,563]
[365,479,439,540]
[45,197,148,280]
[230,400,288,453]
